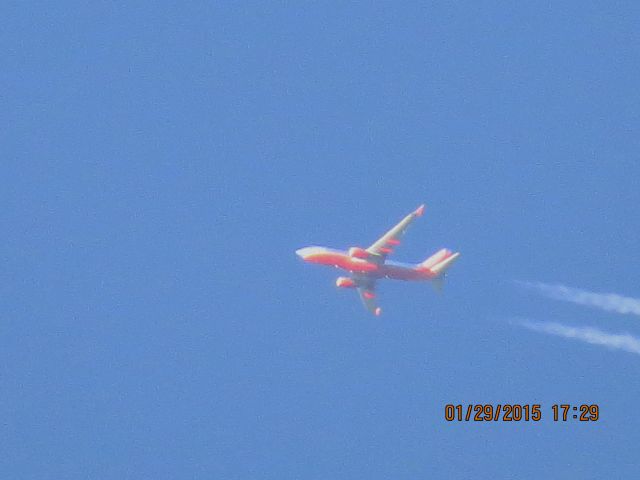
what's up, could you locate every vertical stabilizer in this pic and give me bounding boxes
[430,252,460,276]
[420,248,451,269]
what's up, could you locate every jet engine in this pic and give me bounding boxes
[348,247,369,259]
[336,277,356,288]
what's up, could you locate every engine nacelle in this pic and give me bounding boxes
[348,247,369,259]
[336,277,356,288]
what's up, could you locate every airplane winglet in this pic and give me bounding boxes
[415,204,426,217]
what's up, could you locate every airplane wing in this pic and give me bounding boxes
[366,204,425,261]
[357,282,382,316]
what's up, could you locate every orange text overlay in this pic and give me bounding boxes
[444,404,600,422]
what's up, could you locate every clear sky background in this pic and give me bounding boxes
[3,2,640,479]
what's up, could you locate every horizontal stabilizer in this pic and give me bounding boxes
[431,276,445,293]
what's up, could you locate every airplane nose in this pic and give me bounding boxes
[296,247,318,259]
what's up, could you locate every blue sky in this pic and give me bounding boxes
[2,1,640,478]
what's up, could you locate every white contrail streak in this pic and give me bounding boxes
[517,319,640,355]
[518,281,640,317]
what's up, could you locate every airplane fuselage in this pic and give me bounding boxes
[296,204,460,315]
[296,246,434,281]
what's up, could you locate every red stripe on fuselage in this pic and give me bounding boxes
[302,252,379,273]
[302,251,433,280]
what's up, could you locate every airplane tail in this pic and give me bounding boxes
[419,248,461,280]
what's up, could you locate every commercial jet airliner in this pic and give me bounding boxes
[296,204,460,315]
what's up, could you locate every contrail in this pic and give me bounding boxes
[518,281,640,317]
[517,319,640,355]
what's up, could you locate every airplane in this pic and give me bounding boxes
[296,204,460,315]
